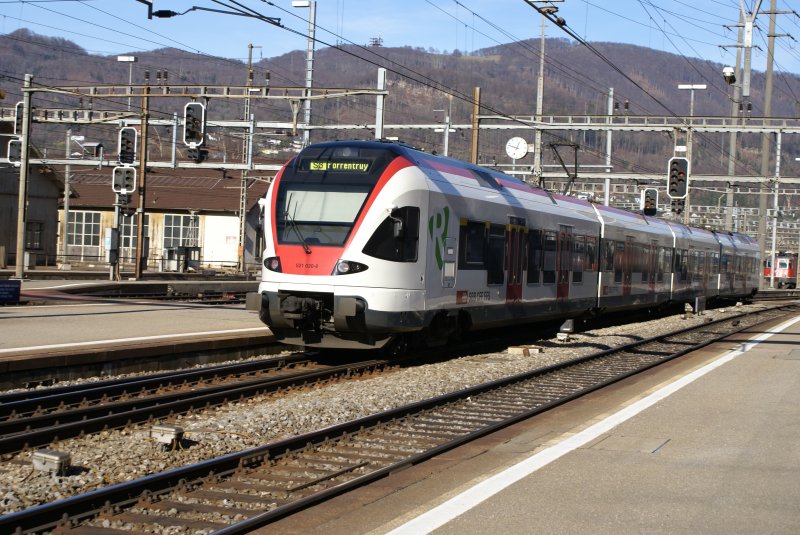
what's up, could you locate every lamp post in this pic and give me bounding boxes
[678,83,706,122]
[292,0,316,147]
[117,55,138,111]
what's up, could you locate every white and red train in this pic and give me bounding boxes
[253,140,760,350]
[764,254,797,288]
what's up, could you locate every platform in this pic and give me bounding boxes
[263,312,800,534]
[0,279,271,387]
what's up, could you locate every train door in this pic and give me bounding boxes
[647,240,657,293]
[442,237,457,288]
[623,236,634,296]
[505,219,525,303]
[557,225,573,300]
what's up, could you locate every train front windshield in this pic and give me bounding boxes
[275,145,398,247]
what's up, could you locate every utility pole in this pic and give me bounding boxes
[134,86,150,280]
[470,87,480,164]
[62,129,72,265]
[604,88,613,206]
[293,0,316,147]
[725,7,744,232]
[525,1,563,177]
[239,43,260,274]
[757,0,792,289]
[375,68,386,139]
[14,74,33,279]
[533,14,546,178]
[433,94,453,156]
[769,130,782,288]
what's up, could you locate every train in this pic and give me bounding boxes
[764,254,797,288]
[251,140,761,351]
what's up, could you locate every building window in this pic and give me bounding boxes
[120,214,150,250]
[67,211,101,246]
[25,221,44,250]
[164,214,199,248]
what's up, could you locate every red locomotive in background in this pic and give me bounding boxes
[764,254,798,288]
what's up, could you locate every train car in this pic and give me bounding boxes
[764,254,798,288]
[252,140,760,351]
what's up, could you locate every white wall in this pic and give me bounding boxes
[202,215,239,265]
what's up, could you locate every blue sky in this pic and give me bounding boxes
[1,0,798,75]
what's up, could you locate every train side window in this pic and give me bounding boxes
[639,243,648,283]
[585,236,597,271]
[664,248,674,278]
[613,241,625,284]
[362,206,420,262]
[487,224,506,285]
[676,249,689,282]
[459,221,487,270]
[542,231,557,284]
[572,235,585,283]
[602,239,615,272]
[527,229,543,284]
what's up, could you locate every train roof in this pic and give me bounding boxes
[296,141,757,247]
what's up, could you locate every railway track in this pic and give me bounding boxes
[0,354,395,456]
[1,304,792,534]
[753,288,800,301]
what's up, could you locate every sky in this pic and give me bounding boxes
[1,0,799,77]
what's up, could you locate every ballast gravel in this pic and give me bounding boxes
[0,304,777,514]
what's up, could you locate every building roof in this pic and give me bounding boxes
[63,167,274,213]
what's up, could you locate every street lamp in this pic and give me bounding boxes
[678,83,706,121]
[293,1,316,147]
[117,55,138,111]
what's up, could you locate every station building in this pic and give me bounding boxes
[59,167,272,274]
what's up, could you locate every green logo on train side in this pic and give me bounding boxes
[428,206,450,270]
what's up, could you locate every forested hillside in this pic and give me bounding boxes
[2,28,798,184]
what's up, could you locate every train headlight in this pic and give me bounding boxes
[264,256,282,272]
[333,259,369,275]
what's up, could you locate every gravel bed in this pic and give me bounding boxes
[0,303,781,514]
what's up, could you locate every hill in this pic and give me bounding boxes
[2,28,798,184]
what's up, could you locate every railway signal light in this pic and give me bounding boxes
[187,147,208,163]
[7,139,21,166]
[118,127,137,164]
[112,166,137,193]
[641,188,658,216]
[183,102,205,147]
[14,101,23,135]
[671,198,685,215]
[667,157,689,199]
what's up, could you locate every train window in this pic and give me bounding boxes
[602,239,615,271]
[362,206,420,262]
[613,242,625,284]
[664,248,673,279]
[527,229,543,284]
[459,221,487,270]
[487,224,506,285]
[641,244,649,283]
[711,252,720,276]
[675,249,689,282]
[543,231,557,284]
[585,236,597,271]
[572,235,585,284]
